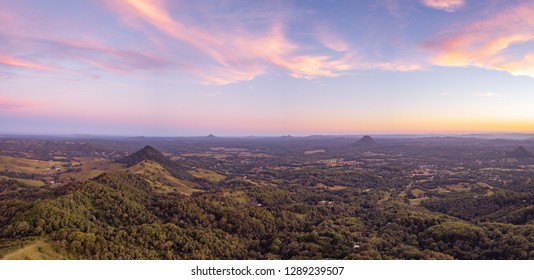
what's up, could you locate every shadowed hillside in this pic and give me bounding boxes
[117,145,169,167]
[117,145,195,181]
[352,135,377,148]
[506,146,534,158]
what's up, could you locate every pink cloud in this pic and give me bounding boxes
[0,97,33,111]
[367,62,423,71]
[243,25,356,80]
[1,0,424,85]
[420,0,465,12]
[315,26,350,52]
[106,0,313,83]
[497,53,534,77]
[423,2,534,77]
[0,55,51,71]
[0,4,181,79]
[61,40,178,73]
[106,0,419,84]
[1,32,180,79]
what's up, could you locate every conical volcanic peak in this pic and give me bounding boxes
[117,145,167,167]
[506,146,534,158]
[353,135,377,147]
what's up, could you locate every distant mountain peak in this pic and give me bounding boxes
[140,145,158,152]
[353,135,377,147]
[137,145,164,157]
[117,145,166,167]
[506,146,534,158]
[206,134,216,138]
[117,145,196,182]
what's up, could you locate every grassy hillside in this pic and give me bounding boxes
[129,160,200,195]
[1,238,66,260]
[0,155,62,175]
[188,168,226,183]
[0,176,45,187]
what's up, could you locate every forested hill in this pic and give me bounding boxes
[1,170,533,260]
[117,145,168,167]
[117,145,195,181]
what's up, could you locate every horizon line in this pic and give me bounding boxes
[2,132,534,139]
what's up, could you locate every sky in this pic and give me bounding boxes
[1,0,534,136]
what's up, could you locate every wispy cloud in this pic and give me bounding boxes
[478,92,495,97]
[497,53,534,77]
[368,62,423,71]
[105,0,421,84]
[106,0,360,84]
[0,3,181,80]
[0,33,179,79]
[423,2,534,78]
[0,70,17,79]
[0,0,430,85]
[420,0,465,12]
[316,25,349,52]
[0,55,51,71]
[0,97,33,111]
